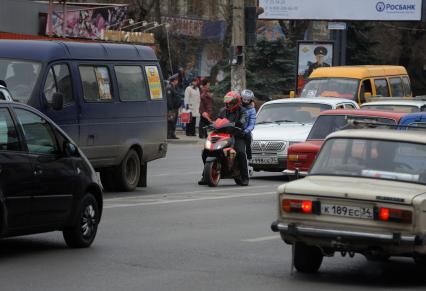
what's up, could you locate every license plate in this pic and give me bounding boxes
[321,204,373,220]
[250,156,278,164]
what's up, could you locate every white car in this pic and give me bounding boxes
[250,97,358,172]
[361,99,426,113]
[272,129,426,273]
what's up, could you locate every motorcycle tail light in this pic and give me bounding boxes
[282,199,320,215]
[375,207,412,223]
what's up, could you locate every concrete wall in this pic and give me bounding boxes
[0,0,47,35]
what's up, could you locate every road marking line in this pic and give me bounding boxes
[150,171,201,177]
[105,185,276,202]
[242,235,281,242]
[105,191,275,209]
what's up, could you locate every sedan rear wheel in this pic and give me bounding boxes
[293,242,323,273]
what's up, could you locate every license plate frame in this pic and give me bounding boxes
[250,156,278,165]
[321,203,374,220]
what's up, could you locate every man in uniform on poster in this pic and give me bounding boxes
[304,46,331,78]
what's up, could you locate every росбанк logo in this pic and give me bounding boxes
[376,2,416,12]
[376,1,386,12]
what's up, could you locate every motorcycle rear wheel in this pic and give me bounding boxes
[204,161,221,187]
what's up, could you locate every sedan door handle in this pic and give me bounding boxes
[33,166,43,176]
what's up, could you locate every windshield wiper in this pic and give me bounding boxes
[274,119,296,123]
[256,121,274,125]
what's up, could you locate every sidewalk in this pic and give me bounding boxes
[167,129,205,144]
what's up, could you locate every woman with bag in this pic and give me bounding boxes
[198,78,213,139]
[184,77,200,136]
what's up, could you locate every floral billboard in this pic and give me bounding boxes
[48,5,129,39]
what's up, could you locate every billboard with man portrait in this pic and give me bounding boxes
[296,41,334,95]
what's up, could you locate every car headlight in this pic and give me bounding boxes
[205,140,212,149]
[214,140,229,150]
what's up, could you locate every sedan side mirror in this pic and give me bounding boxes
[52,92,64,110]
[65,142,79,157]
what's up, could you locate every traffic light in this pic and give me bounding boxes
[231,46,244,65]
[245,4,264,46]
[245,6,257,47]
[422,0,426,22]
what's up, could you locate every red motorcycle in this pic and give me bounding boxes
[202,118,247,187]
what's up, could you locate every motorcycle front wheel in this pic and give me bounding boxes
[204,160,221,187]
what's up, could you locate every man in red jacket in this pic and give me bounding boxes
[198,78,213,139]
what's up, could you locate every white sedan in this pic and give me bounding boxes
[250,97,358,172]
[361,99,426,113]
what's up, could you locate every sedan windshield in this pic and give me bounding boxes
[301,78,359,100]
[0,59,41,103]
[310,137,426,185]
[361,104,421,113]
[308,115,397,140]
[256,103,332,125]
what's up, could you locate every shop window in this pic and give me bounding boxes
[188,0,203,17]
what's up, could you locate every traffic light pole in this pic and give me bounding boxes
[231,0,246,92]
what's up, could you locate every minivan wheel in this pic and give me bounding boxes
[293,242,323,273]
[115,149,140,192]
[63,193,99,248]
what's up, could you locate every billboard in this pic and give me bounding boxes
[48,6,128,39]
[296,41,334,94]
[259,0,423,21]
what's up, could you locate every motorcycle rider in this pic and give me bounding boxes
[198,91,250,186]
[241,89,256,160]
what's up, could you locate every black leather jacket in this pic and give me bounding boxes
[166,84,181,110]
[218,105,248,133]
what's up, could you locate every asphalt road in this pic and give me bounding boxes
[0,143,426,290]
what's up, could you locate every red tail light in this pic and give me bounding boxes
[301,201,312,213]
[376,207,412,223]
[282,199,319,214]
[379,208,389,221]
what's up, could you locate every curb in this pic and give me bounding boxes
[167,138,203,145]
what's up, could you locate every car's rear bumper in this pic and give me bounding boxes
[271,221,423,246]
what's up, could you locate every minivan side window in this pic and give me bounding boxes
[374,79,389,97]
[79,66,112,102]
[15,108,58,155]
[43,64,74,105]
[114,66,149,101]
[402,76,412,96]
[389,77,404,97]
[360,79,373,103]
[0,108,21,151]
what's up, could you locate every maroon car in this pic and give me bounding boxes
[284,109,407,178]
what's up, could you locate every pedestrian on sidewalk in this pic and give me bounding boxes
[166,73,181,139]
[199,78,213,139]
[184,77,200,136]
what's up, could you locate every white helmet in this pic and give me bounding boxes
[241,89,255,104]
